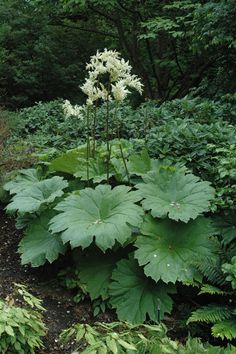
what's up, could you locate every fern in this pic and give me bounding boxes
[199,284,226,296]
[212,319,236,340]
[187,305,233,324]
[193,257,226,286]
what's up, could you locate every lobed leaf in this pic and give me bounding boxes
[136,167,215,222]
[135,214,214,283]
[6,176,68,214]
[49,184,144,251]
[109,257,175,324]
[19,211,66,267]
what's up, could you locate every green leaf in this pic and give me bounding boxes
[109,257,175,324]
[5,325,14,336]
[4,169,42,194]
[49,149,84,174]
[6,176,68,213]
[127,150,159,176]
[105,337,118,354]
[136,167,215,222]
[74,157,114,183]
[212,319,236,340]
[199,284,226,296]
[19,211,66,267]
[135,214,214,283]
[49,185,143,251]
[49,146,114,183]
[79,252,118,300]
[187,305,233,324]
[128,152,183,177]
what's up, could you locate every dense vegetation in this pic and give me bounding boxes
[0,1,235,353]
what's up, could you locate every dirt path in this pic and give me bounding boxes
[0,206,92,353]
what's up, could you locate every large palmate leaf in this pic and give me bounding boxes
[79,252,119,300]
[127,151,185,177]
[4,169,42,194]
[6,176,68,214]
[109,257,175,324]
[49,147,114,183]
[49,149,83,174]
[135,214,214,283]
[74,157,115,183]
[19,211,66,267]
[127,150,159,176]
[49,185,144,251]
[136,167,215,222]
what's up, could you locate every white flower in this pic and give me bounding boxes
[81,49,143,104]
[111,81,130,102]
[62,100,84,120]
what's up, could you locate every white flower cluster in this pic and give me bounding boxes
[62,100,84,119]
[81,49,143,105]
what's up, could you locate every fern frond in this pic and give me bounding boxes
[199,284,226,296]
[212,319,236,340]
[193,257,225,286]
[187,305,233,325]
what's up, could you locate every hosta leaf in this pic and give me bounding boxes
[135,214,214,283]
[6,176,68,214]
[19,211,66,267]
[136,167,215,222]
[79,252,118,300]
[49,185,144,251]
[4,169,42,194]
[109,257,175,324]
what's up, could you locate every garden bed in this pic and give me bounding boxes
[0,205,93,353]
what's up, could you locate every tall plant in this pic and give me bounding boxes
[80,49,143,182]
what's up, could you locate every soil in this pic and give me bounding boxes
[0,205,107,354]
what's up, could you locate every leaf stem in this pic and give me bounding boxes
[106,96,110,184]
[86,105,91,185]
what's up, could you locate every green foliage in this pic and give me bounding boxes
[222,256,236,290]
[4,169,42,195]
[59,321,236,354]
[3,142,218,326]
[14,100,85,149]
[0,284,46,354]
[78,252,118,301]
[49,185,144,251]
[136,167,214,222]
[187,228,236,341]
[135,214,214,284]
[109,257,175,323]
[211,320,236,341]
[6,176,68,214]
[0,0,98,108]
[19,211,66,267]
[187,305,233,324]
[177,338,236,354]
[5,98,235,216]
[60,322,178,354]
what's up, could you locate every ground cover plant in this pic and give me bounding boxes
[0,284,46,354]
